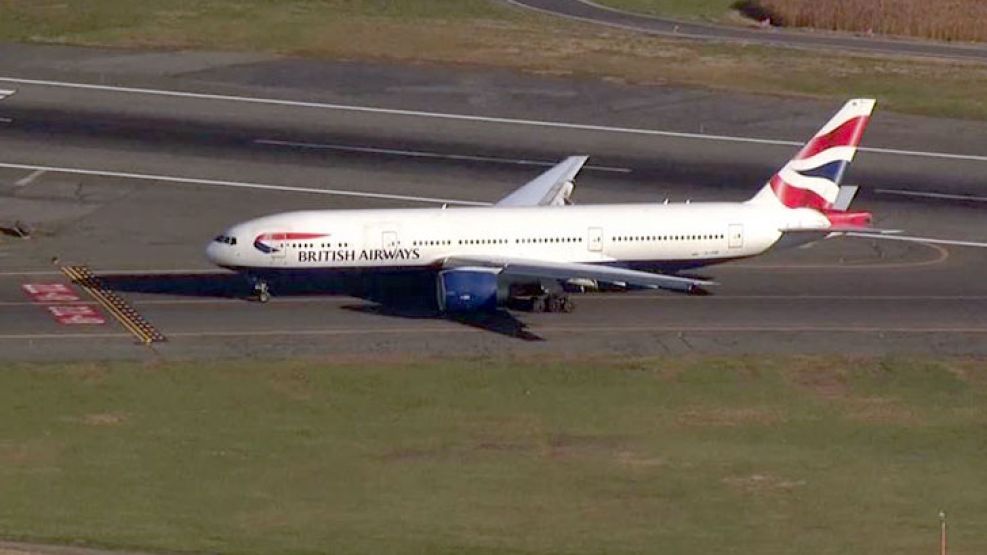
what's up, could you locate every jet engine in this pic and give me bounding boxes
[436,268,501,312]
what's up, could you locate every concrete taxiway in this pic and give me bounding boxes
[1,45,986,360]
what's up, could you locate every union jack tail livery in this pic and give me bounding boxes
[749,98,875,213]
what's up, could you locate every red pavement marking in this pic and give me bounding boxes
[47,305,106,325]
[22,283,79,303]
[22,282,106,325]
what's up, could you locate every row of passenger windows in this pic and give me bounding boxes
[409,234,723,247]
[614,234,724,242]
[413,237,580,246]
[287,242,350,248]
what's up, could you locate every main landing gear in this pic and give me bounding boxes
[528,293,574,313]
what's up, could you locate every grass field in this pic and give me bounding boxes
[1,1,987,120]
[0,357,985,554]
[592,0,737,21]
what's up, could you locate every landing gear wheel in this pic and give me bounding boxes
[560,296,574,313]
[252,279,271,303]
[547,295,563,313]
[530,295,546,313]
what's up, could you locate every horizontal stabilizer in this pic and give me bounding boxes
[783,226,901,235]
[831,185,859,212]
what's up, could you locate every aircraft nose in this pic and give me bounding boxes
[205,241,224,265]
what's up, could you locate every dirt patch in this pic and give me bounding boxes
[268,368,313,401]
[382,440,534,462]
[0,541,157,555]
[80,412,127,426]
[546,433,626,460]
[677,406,782,427]
[0,440,60,467]
[785,358,852,400]
[380,445,453,462]
[842,397,917,425]
[723,473,805,494]
[616,450,664,468]
[64,363,109,384]
[944,359,987,387]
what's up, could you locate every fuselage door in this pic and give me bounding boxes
[382,230,399,249]
[728,224,744,249]
[587,227,603,252]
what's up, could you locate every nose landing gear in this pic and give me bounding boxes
[249,277,271,303]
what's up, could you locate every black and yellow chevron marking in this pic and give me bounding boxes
[61,265,166,345]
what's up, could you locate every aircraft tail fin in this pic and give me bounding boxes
[748,98,876,211]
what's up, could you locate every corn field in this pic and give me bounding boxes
[751,0,987,43]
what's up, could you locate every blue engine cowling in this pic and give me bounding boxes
[437,268,500,312]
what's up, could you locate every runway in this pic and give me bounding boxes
[510,0,987,63]
[2,44,987,360]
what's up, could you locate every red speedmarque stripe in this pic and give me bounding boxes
[796,116,870,160]
[257,232,328,241]
[769,175,831,209]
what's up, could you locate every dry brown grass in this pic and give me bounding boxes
[754,0,987,42]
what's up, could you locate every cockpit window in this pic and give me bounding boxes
[214,235,237,245]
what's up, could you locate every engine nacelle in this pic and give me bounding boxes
[437,268,500,312]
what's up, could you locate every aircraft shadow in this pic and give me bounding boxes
[340,303,543,341]
[97,271,544,340]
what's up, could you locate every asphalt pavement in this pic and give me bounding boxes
[1,44,986,361]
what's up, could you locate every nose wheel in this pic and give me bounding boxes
[250,277,271,303]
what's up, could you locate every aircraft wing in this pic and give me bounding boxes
[495,156,588,207]
[444,255,714,293]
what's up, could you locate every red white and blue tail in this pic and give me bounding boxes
[749,99,875,215]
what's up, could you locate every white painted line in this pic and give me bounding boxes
[863,146,987,163]
[256,139,631,173]
[0,268,220,276]
[845,232,987,248]
[3,76,986,164]
[0,332,130,340]
[0,117,11,123]
[0,89,14,101]
[875,188,987,203]
[14,169,46,188]
[0,161,490,206]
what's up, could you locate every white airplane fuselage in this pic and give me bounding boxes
[206,201,829,273]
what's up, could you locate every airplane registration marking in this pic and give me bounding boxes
[2,76,987,164]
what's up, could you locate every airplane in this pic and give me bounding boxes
[206,98,883,313]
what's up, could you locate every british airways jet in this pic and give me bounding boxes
[206,99,881,312]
